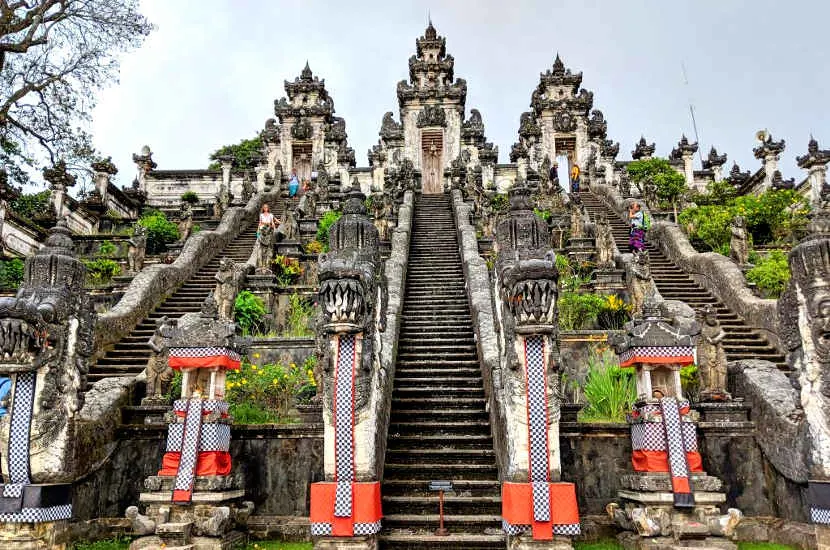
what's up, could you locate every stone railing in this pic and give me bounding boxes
[451,189,508,478]
[93,191,277,357]
[370,190,413,479]
[589,181,781,350]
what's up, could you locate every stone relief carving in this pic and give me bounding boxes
[552,110,577,132]
[144,316,177,402]
[627,251,657,318]
[416,104,447,128]
[253,225,275,274]
[697,305,730,401]
[213,258,248,321]
[729,215,750,266]
[127,224,147,274]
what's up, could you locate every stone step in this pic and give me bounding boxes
[382,479,500,496]
[384,463,499,481]
[387,421,492,436]
[384,448,495,464]
[393,387,485,399]
[382,513,501,532]
[382,495,501,516]
[379,533,504,550]
[390,409,489,424]
[391,398,487,410]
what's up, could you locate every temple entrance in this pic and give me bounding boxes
[292,143,312,182]
[421,130,443,194]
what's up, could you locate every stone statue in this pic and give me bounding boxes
[214,257,247,320]
[276,205,300,241]
[627,251,657,318]
[697,305,730,401]
[595,213,615,269]
[480,198,497,238]
[144,316,177,402]
[569,202,584,238]
[371,189,389,241]
[242,172,255,203]
[316,162,329,203]
[214,183,230,219]
[297,186,316,218]
[619,171,632,198]
[729,215,750,266]
[253,224,275,274]
[127,224,147,274]
[643,179,658,210]
[178,201,194,243]
[551,215,569,250]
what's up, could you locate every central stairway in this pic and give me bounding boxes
[380,195,503,549]
[88,225,258,388]
[580,191,788,371]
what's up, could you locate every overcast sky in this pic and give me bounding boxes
[92,0,830,186]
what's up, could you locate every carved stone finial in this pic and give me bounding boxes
[301,61,313,81]
[703,146,727,169]
[91,156,118,175]
[43,160,76,189]
[632,137,656,160]
[753,133,786,160]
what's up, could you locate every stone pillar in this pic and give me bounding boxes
[218,154,234,199]
[126,295,253,549]
[91,157,118,211]
[311,183,384,547]
[752,133,785,191]
[607,300,742,548]
[797,138,830,209]
[132,145,156,194]
[43,160,76,219]
[494,185,580,547]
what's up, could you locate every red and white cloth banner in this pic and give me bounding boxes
[169,347,241,370]
[618,346,694,368]
[310,333,382,537]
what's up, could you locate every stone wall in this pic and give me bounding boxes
[589,181,781,350]
[94,191,277,357]
[247,337,315,366]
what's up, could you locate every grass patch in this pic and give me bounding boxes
[574,539,623,550]
[737,543,797,550]
[247,543,313,550]
[70,537,130,550]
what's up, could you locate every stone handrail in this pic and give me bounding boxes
[93,191,277,356]
[451,189,509,479]
[367,191,413,480]
[589,181,781,350]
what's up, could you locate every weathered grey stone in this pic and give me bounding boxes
[619,473,723,492]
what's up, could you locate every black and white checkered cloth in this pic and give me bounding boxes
[812,507,830,524]
[0,504,71,523]
[169,347,241,361]
[310,522,332,536]
[525,336,551,523]
[353,521,382,535]
[334,334,356,519]
[172,397,203,500]
[619,346,694,365]
[6,372,35,492]
[166,423,230,452]
[173,400,229,415]
[502,519,581,537]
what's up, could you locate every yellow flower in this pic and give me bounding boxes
[253,353,260,359]
[251,365,258,370]
[241,378,248,385]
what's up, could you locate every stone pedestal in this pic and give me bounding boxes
[276,241,304,256]
[0,520,70,550]
[566,237,594,265]
[592,268,625,294]
[508,535,573,550]
[314,535,378,550]
[694,401,748,424]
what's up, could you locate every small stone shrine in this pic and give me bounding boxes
[126,295,253,549]
[608,300,742,550]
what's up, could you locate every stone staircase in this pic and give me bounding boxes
[380,194,503,550]
[88,225,259,389]
[580,191,788,371]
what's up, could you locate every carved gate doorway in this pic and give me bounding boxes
[292,144,313,182]
[421,130,444,194]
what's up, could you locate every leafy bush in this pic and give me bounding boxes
[273,255,303,287]
[558,292,607,330]
[316,210,342,246]
[578,350,636,423]
[680,364,699,402]
[0,258,25,289]
[534,208,552,222]
[746,250,790,298]
[226,356,317,422]
[305,240,325,254]
[285,293,315,337]
[208,136,264,171]
[687,179,737,206]
[234,290,266,336]
[556,254,592,292]
[626,158,686,209]
[83,258,121,286]
[180,191,199,204]
[596,294,632,330]
[491,193,509,212]
[679,190,808,252]
[98,240,117,257]
[138,210,179,254]
[69,537,130,550]
[11,190,51,220]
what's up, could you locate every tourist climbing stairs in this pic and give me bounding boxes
[579,191,788,371]
[380,194,503,549]
[89,225,259,394]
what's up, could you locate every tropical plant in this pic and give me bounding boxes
[10,190,51,220]
[680,364,699,402]
[558,292,607,330]
[687,179,737,206]
[98,240,117,257]
[534,208,552,222]
[0,1,153,188]
[137,210,179,254]
[284,293,315,337]
[746,250,790,298]
[0,258,25,289]
[208,136,264,171]
[180,191,199,204]
[578,350,637,423]
[491,193,509,212]
[596,294,632,330]
[233,290,266,336]
[316,210,342,247]
[82,258,121,286]
[225,356,316,422]
[69,536,131,550]
[273,255,303,287]
[626,158,686,215]
[304,240,326,254]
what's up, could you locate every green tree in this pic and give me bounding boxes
[137,210,179,254]
[10,190,51,220]
[626,158,687,219]
[208,136,264,171]
[0,1,154,187]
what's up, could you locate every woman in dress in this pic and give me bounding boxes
[628,201,646,252]
[288,168,300,197]
[570,163,581,193]
[258,203,279,232]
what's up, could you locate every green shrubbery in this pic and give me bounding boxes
[226,356,317,422]
[11,190,51,220]
[83,258,121,286]
[316,210,342,248]
[285,293,315,337]
[558,292,606,330]
[746,250,790,298]
[679,190,809,252]
[234,290,266,336]
[626,158,686,212]
[180,191,199,204]
[0,258,25,289]
[578,350,636,423]
[137,210,179,254]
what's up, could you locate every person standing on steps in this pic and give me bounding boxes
[288,168,300,197]
[628,201,647,253]
[570,163,581,194]
[258,203,280,235]
[550,161,559,188]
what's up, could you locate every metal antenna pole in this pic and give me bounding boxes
[682,62,704,167]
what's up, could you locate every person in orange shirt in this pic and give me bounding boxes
[570,164,580,193]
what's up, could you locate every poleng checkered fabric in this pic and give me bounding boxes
[532,481,550,522]
[660,397,692,486]
[502,519,526,536]
[682,422,698,452]
[353,521,382,535]
[554,523,581,536]
[630,422,666,451]
[525,336,548,482]
[7,372,35,487]
[169,347,241,361]
[619,346,694,364]
[173,400,229,415]
[310,522,332,536]
[0,504,71,523]
[333,334,356,518]
[166,423,230,452]
[172,398,203,496]
[812,507,830,525]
